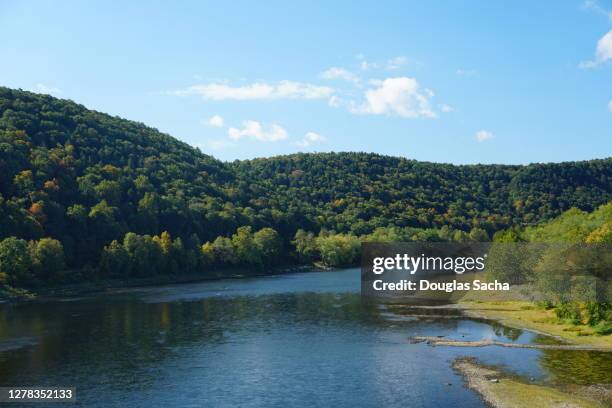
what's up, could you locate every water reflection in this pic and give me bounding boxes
[540,349,612,385]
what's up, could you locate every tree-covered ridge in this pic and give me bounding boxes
[508,160,612,222]
[232,153,611,233]
[0,86,611,290]
[0,87,240,260]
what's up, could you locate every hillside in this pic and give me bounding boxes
[0,87,610,289]
[232,154,611,234]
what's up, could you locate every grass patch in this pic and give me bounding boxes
[459,300,612,348]
[484,378,603,408]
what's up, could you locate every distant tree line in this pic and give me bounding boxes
[0,223,491,288]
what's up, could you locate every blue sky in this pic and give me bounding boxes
[1,0,611,164]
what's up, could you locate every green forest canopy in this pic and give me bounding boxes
[0,87,610,289]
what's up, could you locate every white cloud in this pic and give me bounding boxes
[321,67,360,83]
[439,104,454,113]
[595,31,612,63]
[351,77,437,118]
[174,80,333,100]
[296,131,326,148]
[207,115,224,127]
[228,121,288,142]
[475,130,494,142]
[32,83,62,95]
[386,56,408,70]
[580,30,612,68]
[608,100,612,113]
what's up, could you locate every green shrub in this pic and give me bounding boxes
[555,302,582,325]
[536,300,555,310]
[586,302,610,326]
[593,322,612,336]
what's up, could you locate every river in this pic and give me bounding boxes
[0,268,610,407]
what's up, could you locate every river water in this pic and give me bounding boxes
[0,268,610,407]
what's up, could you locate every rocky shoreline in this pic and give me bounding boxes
[410,336,611,351]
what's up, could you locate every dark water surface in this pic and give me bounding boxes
[0,269,610,407]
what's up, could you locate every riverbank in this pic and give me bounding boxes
[0,264,316,303]
[453,358,609,408]
[457,301,612,349]
[393,300,611,349]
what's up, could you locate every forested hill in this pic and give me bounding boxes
[232,153,611,234]
[0,87,610,286]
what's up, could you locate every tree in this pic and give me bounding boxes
[211,236,237,265]
[29,238,65,283]
[157,231,173,255]
[13,170,34,194]
[452,230,469,242]
[94,180,121,205]
[492,228,522,243]
[89,200,122,247]
[232,226,261,266]
[469,227,490,242]
[0,237,32,286]
[153,231,174,273]
[122,232,163,277]
[136,192,159,234]
[293,229,318,261]
[364,227,403,243]
[183,233,201,272]
[254,228,283,264]
[201,242,216,267]
[99,240,130,278]
[169,236,185,275]
[316,234,360,267]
